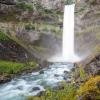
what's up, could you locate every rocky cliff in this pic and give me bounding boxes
[0,0,100,63]
[75,0,100,64]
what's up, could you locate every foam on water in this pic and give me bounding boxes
[0,63,73,100]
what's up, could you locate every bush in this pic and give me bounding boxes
[77,76,100,100]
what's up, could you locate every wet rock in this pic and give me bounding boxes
[63,76,67,80]
[0,40,35,62]
[71,68,75,72]
[54,74,59,77]
[84,54,100,76]
[30,87,40,92]
[39,61,50,68]
[63,70,71,81]
[63,75,72,82]
[0,75,11,84]
[17,86,23,90]
[64,70,69,74]
[65,79,71,83]
[39,70,44,74]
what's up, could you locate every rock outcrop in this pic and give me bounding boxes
[75,0,100,62]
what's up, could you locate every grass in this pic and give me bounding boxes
[28,82,77,100]
[0,60,37,74]
[27,63,100,100]
[27,75,100,100]
[96,32,100,40]
[0,31,38,75]
[79,64,86,80]
[93,45,100,56]
[0,31,9,41]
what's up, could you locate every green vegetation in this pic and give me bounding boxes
[0,31,9,41]
[76,25,100,36]
[33,46,47,52]
[93,45,100,56]
[25,23,62,36]
[0,1,99,100]
[0,1,63,22]
[28,82,77,100]
[77,76,100,99]
[79,64,86,80]
[28,45,47,53]
[27,65,100,100]
[0,31,38,75]
[0,60,37,74]
[0,14,16,22]
[96,32,100,41]
[16,2,33,11]
[75,4,88,15]
[27,76,100,100]
[25,24,35,30]
[66,0,75,5]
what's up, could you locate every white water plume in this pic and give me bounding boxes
[49,4,80,62]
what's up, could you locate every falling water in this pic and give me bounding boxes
[62,4,80,62]
[49,4,80,62]
[63,4,75,59]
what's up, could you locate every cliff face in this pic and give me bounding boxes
[75,0,100,63]
[0,0,100,62]
[0,0,63,61]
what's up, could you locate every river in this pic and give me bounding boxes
[0,63,73,100]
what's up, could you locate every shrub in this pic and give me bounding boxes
[77,76,100,99]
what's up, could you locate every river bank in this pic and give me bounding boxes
[0,31,51,84]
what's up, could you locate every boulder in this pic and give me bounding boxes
[30,87,40,92]
[0,75,11,84]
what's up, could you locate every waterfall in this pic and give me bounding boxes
[63,4,75,58]
[62,4,80,62]
[49,4,80,62]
